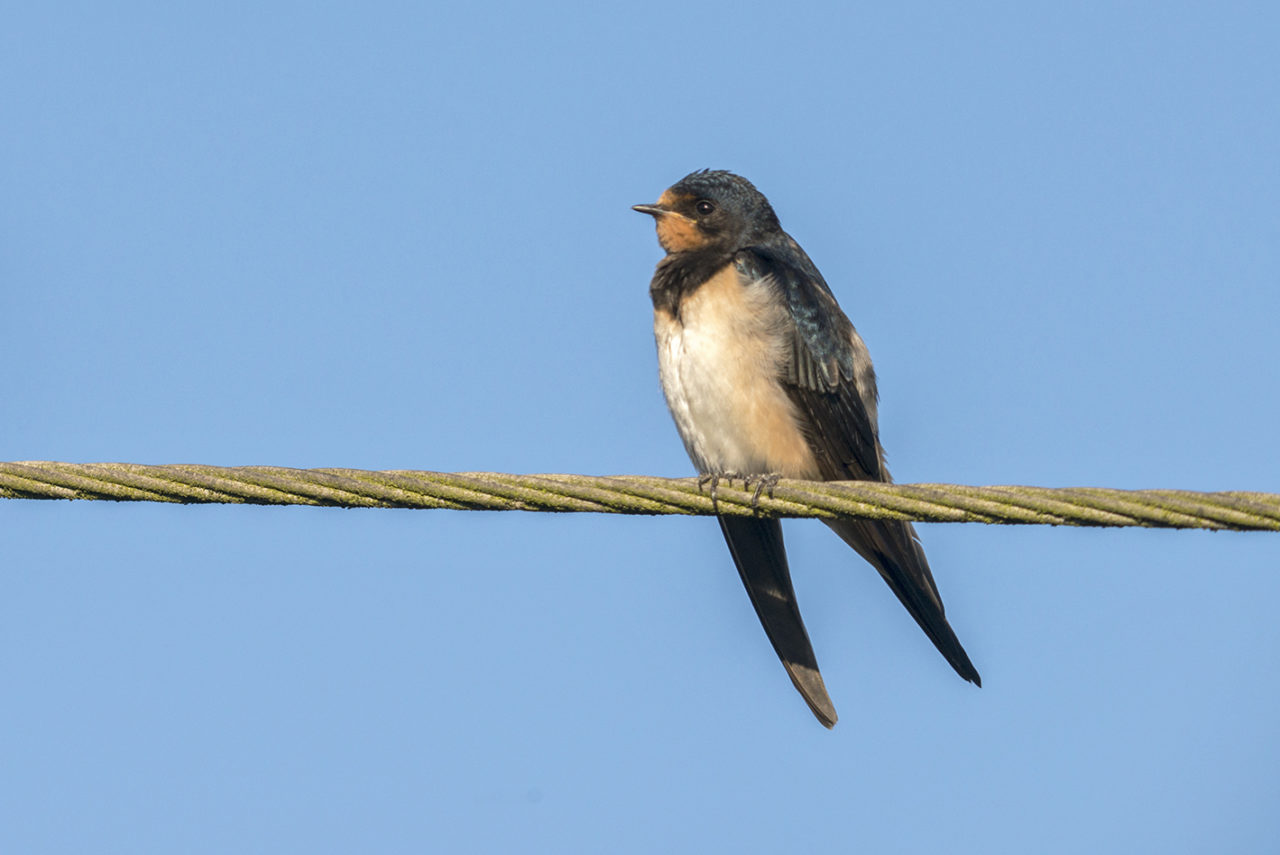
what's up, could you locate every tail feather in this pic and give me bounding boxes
[718,515,839,727]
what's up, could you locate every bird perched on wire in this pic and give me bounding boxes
[633,169,980,727]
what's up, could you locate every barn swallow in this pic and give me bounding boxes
[634,169,980,727]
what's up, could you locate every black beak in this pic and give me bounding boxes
[631,204,667,217]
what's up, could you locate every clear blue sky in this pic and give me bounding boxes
[3,2,1278,852]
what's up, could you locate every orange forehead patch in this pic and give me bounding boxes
[652,191,708,253]
[656,189,683,208]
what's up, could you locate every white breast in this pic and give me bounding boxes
[653,266,820,479]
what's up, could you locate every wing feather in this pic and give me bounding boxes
[736,242,982,686]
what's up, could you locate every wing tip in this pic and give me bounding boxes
[945,644,982,688]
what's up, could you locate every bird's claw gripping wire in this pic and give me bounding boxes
[698,471,780,515]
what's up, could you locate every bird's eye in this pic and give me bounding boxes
[695,200,716,216]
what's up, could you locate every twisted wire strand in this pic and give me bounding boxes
[2,461,1278,531]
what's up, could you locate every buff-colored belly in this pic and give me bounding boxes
[653,266,820,479]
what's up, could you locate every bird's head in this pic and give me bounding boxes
[633,169,781,254]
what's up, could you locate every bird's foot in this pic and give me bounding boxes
[742,473,781,512]
[697,471,778,515]
[698,471,744,515]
